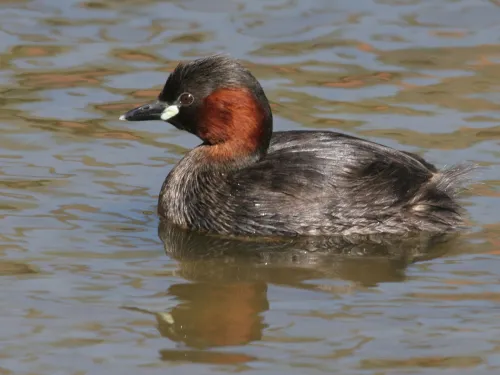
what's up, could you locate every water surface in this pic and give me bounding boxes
[1,0,500,374]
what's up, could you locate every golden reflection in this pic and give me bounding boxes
[0,261,38,276]
[112,50,159,63]
[78,1,109,10]
[159,348,256,365]
[0,45,70,69]
[9,45,68,58]
[169,32,213,44]
[17,69,118,89]
[361,355,483,369]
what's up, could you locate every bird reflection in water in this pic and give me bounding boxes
[128,220,460,365]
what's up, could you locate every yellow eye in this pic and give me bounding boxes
[179,92,194,107]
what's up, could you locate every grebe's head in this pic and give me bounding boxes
[120,54,273,159]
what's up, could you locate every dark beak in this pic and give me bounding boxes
[119,101,167,122]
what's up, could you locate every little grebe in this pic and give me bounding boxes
[120,55,473,237]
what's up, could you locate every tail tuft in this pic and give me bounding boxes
[409,163,478,230]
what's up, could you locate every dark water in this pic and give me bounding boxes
[1,0,500,374]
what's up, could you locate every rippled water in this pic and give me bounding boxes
[1,0,500,374]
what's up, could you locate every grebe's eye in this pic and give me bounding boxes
[178,92,194,107]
